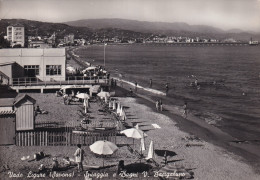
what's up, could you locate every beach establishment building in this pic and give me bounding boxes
[0,48,66,84]
[6,24,25,47]
[0,93,36,145]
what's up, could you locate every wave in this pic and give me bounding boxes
[112,77,166,96]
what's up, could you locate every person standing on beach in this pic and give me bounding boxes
[74,144,85,172]
[159,99,163,111]
[135,81,138,92]
[129,88,133,96]
[183,102,188,118]
[149,79,153,88]
[155,100,159,111]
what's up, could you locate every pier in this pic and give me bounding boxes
[9,76,109,93]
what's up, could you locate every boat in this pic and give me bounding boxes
[249,38,259,45]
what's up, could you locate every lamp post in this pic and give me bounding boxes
[104,42,107,67]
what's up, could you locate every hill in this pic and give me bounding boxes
[0,18,259,42]
[0,19,92,39]
[65,18,260,41]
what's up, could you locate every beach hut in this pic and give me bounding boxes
[0,110,16,145]
[0,97,16,145]
[14,94,36,131]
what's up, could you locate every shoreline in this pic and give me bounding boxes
[69,47,260,175]
[112,80,260,174]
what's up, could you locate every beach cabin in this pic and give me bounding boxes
[0,110,16,145]
[13,94,36,131]
[0,98,16,145]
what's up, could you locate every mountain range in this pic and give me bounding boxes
[0,18,259,41]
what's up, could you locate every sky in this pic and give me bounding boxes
[0,0,260,32]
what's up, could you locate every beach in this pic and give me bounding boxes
[1,45,260,180]
[0,89,259,179]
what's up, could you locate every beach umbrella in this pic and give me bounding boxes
[120,128,147,139]
[83,99,88,113]
[112,100,116,110]
[90,140,118,155]
[120,128,147,149]
[104,96,108,103]
[119,106,123,116]
[97,91,110,99]
[140,137,146,152]
[108,101,113,108]
[85,66,97,71]
[76,93,90,99]
[89,140,118,167]
[120,110,126,121]
[145,141,154,160]
[116,102,121,114]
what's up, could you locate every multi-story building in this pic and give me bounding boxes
[6,24,25,47]
[64,34,74,45]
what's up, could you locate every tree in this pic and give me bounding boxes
[0,36,10,48]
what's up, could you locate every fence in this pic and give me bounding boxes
[11,76,109,86]
[16,129,117,146]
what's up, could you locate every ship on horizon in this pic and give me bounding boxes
[249,38,259,45]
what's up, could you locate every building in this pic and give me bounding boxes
[0,48,66,83]
[0,93,36,145]
[6,24,25,47]
[28,41,52,48]
[64,34,74,45]
[0,109,16,145]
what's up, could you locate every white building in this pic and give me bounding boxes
[0,48,66,83]
[6,24,25,47]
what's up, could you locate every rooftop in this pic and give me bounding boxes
[0,48,66,57]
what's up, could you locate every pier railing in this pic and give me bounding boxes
[11,76,109,86]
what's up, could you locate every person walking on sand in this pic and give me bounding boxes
[149,79,153,88]
[159,99,163,111]
[183,102,188,118]
[155,100,159,111]
[74,144,85,172]
[129,88,133,97]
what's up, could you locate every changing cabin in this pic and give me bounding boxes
[14,94,36,131]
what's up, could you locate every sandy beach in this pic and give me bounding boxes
[0,88,259,179]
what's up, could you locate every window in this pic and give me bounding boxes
[46,65,61,75]
[24,65,39,76]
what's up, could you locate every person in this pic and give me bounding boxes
[74,144,84,172]
[51,157,59,171]
[135,81,138,92]
[155,100,159,111]
[149,79,153,88]
[117,160,125,175]
[159,99,163,111]
[183,102,187,118]
[165,83,169,95]
[129,88,133,96]
[71,90,75,97]
[36,105,42,114]
[194,79,198,86]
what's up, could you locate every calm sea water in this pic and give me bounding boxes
[75,44,260,140]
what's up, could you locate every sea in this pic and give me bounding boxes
[75,44,260,142]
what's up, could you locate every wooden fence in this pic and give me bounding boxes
[16,129,116,146]
[35,121,66,129]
